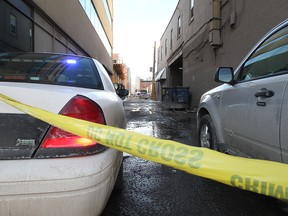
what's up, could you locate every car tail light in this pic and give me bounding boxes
[35,95,107,158]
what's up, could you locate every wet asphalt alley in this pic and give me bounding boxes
[101,98,288,216]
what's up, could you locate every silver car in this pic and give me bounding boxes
[197,19,288,163]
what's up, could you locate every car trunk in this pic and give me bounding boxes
[0,82,96,159]
[0,113,50,159]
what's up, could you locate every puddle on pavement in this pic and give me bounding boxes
[124,100,198,146]
[127,121,159,137]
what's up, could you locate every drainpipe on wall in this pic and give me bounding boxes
[209,0,221,47]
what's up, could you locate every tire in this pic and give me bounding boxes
[198,114,218,150]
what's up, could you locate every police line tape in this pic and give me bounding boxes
[0,93,288,201]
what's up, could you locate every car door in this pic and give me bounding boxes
[220,24,288,162]
[280,85,288,163]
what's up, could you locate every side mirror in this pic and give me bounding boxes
[215,67,234,84]
[113,83,129,99]
[117,89,129,98]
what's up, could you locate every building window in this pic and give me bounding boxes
[190,0,194,19]
[165,39,167,56]
[170,29,173,49]
[161,46,163,61]
[102,0,112,27]
[177,16,181,36]
[79,0,112,56]
[10,14,17,35]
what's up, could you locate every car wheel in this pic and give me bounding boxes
[198,114,218,150]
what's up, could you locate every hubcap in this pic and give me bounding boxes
[200,124,211,148]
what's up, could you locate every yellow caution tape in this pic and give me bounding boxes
[1,93,288,201]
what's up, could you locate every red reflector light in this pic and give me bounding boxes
[3,75,26,80]
[42,95,105,148]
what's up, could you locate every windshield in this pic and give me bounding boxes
[0,53,103,89]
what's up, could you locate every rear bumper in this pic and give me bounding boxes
[0,149,122,216]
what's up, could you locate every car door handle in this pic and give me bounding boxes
[254,88,274,98]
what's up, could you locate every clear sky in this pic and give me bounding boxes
[113,0,178,82]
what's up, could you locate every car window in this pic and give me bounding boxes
[0,53,104,90]
[238,25,288,81]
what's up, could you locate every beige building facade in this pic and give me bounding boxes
[157,0,288,110]
[0,0,115,75]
